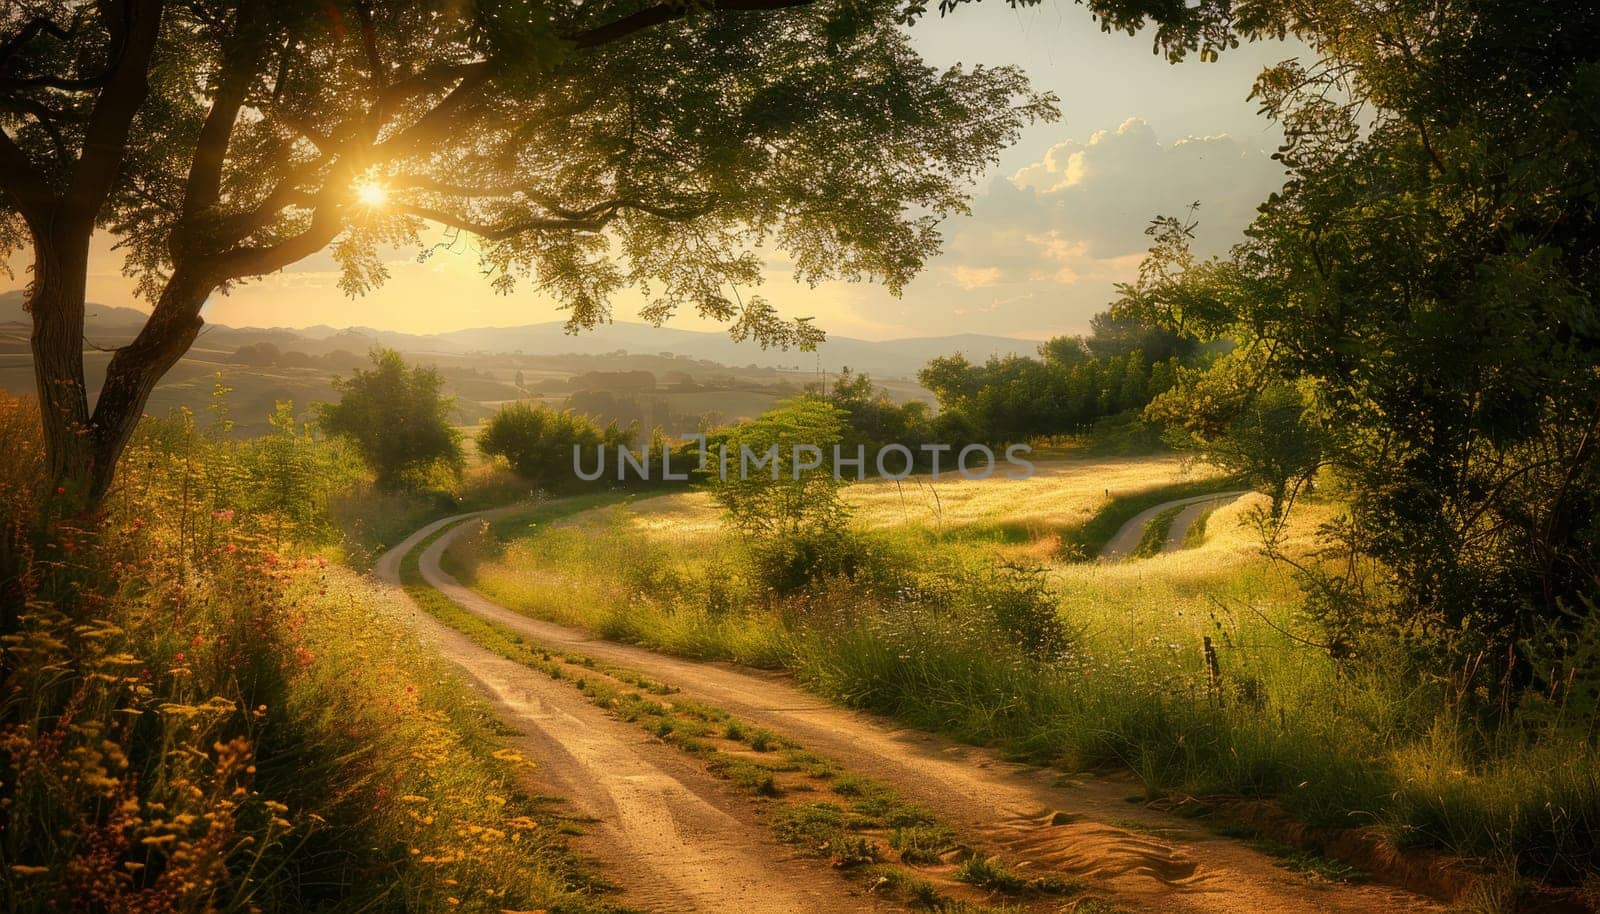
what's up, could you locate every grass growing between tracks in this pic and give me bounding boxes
[447,486,1600,897]
[400,521,1108,914]
[1059,477,1241,559]
[1130,504,1184,558]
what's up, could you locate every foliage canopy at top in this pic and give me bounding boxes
[0,0,1279,499]
[3,0,1067,346]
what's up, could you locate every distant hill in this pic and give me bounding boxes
[1,289,151,339]
[0,290,1035,437]
[0,289,1039,379]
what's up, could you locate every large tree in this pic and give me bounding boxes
[1119,0,1600,669]
[0,0,1244,505]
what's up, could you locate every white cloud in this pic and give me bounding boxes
[1001,117,1281,260]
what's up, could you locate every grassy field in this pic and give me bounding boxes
[613,453,1220,560]
[444,458,1600,888]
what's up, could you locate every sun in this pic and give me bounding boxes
[355,181,388,207]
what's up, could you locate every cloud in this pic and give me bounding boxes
[1004,117,1282,260]
[949,265,1004,290]
[859,117,1286,338]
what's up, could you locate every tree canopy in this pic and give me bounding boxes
[0,0,1288,502]
[317,348,462,490]
[1117,0,1600,670]
[917,311,1186,444]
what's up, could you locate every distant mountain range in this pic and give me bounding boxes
[0,290,1040,379]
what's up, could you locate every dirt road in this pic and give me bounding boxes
[1099,491,1249,560]
[376,517,898,914]
[404,510,1442,914]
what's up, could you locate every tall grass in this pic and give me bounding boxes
[0,393,619,913]
[448,480,1600,884]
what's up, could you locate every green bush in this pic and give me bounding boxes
[957,562,1076,662]
[317,348,463,491]
[477,402,631,489]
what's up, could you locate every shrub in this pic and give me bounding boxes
[1,393,615,913]
[746,529,864,597]
[956,561,1077,662]
[478,402,632,488]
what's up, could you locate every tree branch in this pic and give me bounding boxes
[565,0,822,50]
[369,60,494,158]
[0,16,70,69]
[392,202,616,237]
[0,13,119,91]
[0,126,51,225]
[180,22,269,223]
[62,0,165,227]
[208,200,348,279]
[393,192,712,239]
[353,1,386,87]
[1,95,68,169]
[390,174,716,220]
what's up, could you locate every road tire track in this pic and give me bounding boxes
[375,517,899,914]
[415,510,1443,914]
[1099,490,1250,560]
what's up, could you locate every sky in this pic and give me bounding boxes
[2,8,1303,342]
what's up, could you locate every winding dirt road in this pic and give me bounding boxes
[390,508,1444,914]
[377,517,898,914]
[1099,491,1250,560]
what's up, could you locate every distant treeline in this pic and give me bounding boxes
[916,314,1197,445]
[229,341,368,370]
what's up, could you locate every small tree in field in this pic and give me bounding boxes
[710,397,852,593]
[317,349,461,491]
[478,402,629,488]
[710,397,847,540]
[238,400,364,545]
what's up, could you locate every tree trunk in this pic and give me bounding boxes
[85,267,212,503]
[28,226,95,501]
[10,0,166,510]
